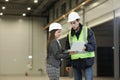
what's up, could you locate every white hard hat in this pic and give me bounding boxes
[49,23,62,32]
[67,12,80,22]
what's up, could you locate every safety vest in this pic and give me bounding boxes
[68,27,95,60]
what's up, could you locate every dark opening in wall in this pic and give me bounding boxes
[61,3,66,14]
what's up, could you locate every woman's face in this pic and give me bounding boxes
[55,29,61,39]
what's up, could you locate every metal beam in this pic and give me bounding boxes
[43,0,92,30]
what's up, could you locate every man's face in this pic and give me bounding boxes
[70,20,79,30]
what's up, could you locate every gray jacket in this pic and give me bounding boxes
[47,39,70,68]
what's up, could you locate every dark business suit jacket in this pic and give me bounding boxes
[47,39,69,68]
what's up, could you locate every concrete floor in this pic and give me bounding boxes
[0,76,114,80]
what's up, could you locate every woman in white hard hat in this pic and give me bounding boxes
[65,12,96,80]
[46,23,70,80]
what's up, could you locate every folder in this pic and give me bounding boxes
[67,42,85,52]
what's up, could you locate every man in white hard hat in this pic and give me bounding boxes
[65,12,96,80]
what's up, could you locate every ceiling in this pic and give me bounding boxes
[0,0,57,17]
[0,0,108,18]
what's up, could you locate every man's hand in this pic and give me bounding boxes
[69,51,75,55]
[65,67,71,72]
[82,46,86,51]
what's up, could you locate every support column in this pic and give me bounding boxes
[113,10,119,80]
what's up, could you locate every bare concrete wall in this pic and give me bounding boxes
[0,16,47,75]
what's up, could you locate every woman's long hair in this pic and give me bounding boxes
[47,29,57,58]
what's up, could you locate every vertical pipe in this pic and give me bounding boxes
[83,8,85,26]
[83,8,87,42]
[113,10,119,80]
[28,17,33,70]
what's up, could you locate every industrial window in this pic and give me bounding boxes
[61,3,66,14]
[69,0,72,9]
[56,8,59,18]
[76,0,79,4]
[52,7,55,19]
